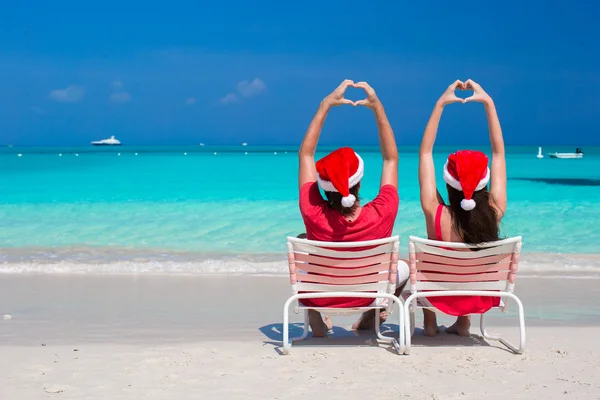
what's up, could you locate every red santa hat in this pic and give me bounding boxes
[316,147,364,208]
[443,150,490,211]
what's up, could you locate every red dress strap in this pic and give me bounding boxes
[434,204,444,241]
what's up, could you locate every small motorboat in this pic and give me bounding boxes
[91,136,121,146]
[548,148,583,159]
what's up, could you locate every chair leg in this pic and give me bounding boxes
[282,297,300,355]
[403,298,413,355]
[479,296,526,354]
[374,297,404,355]
[292,310,310,342]
[284,295,406,356]
[374,310,391,342]
[284,307,311,355]
[283,303,291,355]
[479,313,500,340]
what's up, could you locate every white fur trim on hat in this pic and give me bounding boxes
[341,194,356,207]
[317,152,364,193]
[443,161,490,192]
[460,199,477,211]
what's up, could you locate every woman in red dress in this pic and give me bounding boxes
[418,79,507,337]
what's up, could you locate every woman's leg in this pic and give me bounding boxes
[447,316,471,337]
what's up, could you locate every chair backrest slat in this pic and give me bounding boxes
[417,253,512,266]
[298,272,389,285]
[417,281,506,291]
[296,263,390,277]
[296,282,388,293]
[295,252,392,267]
[413,242,515,259]
[408,236,522,294]
[416,270,510,282]
[292,241,393,259]
[287,236,400,294]
[416,261,510,274]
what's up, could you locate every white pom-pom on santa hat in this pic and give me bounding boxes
[443,150,490,211]
[341,194,357,208]
[460,198,477,211]
[316,147,364,208]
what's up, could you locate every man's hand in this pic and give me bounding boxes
[322,79,356,107]
[353,82,381,109]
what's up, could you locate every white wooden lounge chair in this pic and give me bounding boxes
[283,236,405,355]
[404,236,525,355]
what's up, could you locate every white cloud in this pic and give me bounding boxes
[236,78,266,98]
[218,78,266,106]
[219,93,239,105]
[185,97,196,105]
[112,80,123,90]
[49,85,85,102]
[110,92,131,104]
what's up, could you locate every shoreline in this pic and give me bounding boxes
[2,249,600,276]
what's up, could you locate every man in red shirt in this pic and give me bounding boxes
[298,80,409,337]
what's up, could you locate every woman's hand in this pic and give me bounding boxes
[437,80,466,107]
[464,79,493,105]
[322,79,356,107]
[353,82,381,109]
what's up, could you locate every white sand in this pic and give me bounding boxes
[1,327,600,399]
[1,275,600,399]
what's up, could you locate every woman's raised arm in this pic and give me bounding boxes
[464,79,506,218]
[419,80,465,215]
[298,80,355,188]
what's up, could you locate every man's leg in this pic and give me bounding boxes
[423,309,439,337]
[352,260,409,331]
[308,310,332,337]
[297,234,333,337]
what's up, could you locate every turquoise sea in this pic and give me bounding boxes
[1,145,599,274]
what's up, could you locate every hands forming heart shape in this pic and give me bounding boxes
[438,79,491,106]
[325,78,491,109]
[324,80,380,109]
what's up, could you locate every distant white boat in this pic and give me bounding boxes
[199,143,205,147]
[242,142,248,146]
[537,147,544,159]
[91,136,121,146]
[548,148,583,159]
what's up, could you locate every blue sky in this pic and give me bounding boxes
[0,0,598,146]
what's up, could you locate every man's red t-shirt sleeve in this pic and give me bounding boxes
[299,182,326,233]
[368,184,399,228]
